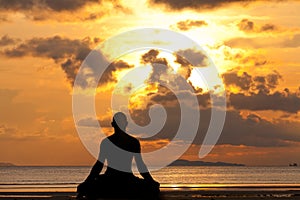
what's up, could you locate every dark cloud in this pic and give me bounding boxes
[238,19,277,32]
[173,53,195,79]
[141,49,169,83]
[175,49,208,67]
[125,52,300,147]
[138,49,211,105]
[216,111,300,147]
[223,71,252,91]
[148,0,258,10]
[229,90,300,113]
[2,36,92,85]
[222,70,282,94]
[141,49,167,65]
[176,19,207,31]
[0,0,130,21]
[238,19,254,32]
[221,70,300,113]
[0,0,98,11]
[174,53,190,67]
[136,84,210,110]
[99,60,134,86]
[130,102,181,141]
[129,86,205,141]
[129,50,299,149]
[1,36,133,87]
[127,81,212,143]
[0,0,35,10]
[150,86,211,108]
[140,49,207,94]
[265,72,281,89]
[130,88,300,147]
[3,35,92,59]
[43,0,98,12]
[193,109,300,147]
[129,51,213,141]
[148,62,169,83]
[0,35,19,46]
[140,48,208,83]
[260,23,277,31]
[176,60,192,80]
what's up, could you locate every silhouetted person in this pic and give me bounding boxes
[77,112,160,199]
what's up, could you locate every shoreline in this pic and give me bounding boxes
[0,188,300,200]
[2,188,300,198]
[2,183,300,191]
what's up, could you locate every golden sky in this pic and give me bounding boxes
[0,0,300,166]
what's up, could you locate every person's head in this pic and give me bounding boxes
[111,112,128,131]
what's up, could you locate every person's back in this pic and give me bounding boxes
[102,130,140,176]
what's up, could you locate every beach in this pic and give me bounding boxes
[1,187,300,200]
[0,190,299,200]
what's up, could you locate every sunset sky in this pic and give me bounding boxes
[0,0,300,166]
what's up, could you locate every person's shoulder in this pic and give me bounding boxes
[125,132,137,140]
[127,134,140,145]
[131,135,141,152]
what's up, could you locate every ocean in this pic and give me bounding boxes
[1,166,300,192]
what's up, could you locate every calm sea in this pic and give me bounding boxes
[1,166,300,192]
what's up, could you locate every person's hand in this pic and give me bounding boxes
[85,175,95,183]
[146,178,160,187]
[152,180,160,187]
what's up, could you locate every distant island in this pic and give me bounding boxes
[168,159,245,167]
[289,163,298,167]
[0,162,16,167]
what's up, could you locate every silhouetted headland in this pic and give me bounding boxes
[168,159,245,166]
[0,162,15,167]
[289,163,298,167]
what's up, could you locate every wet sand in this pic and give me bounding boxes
[1,188,300,200]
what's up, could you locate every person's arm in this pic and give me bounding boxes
[85,140,106,181]
[85,160,103,181]
[135,153,154,181]
[134,141,159,185]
